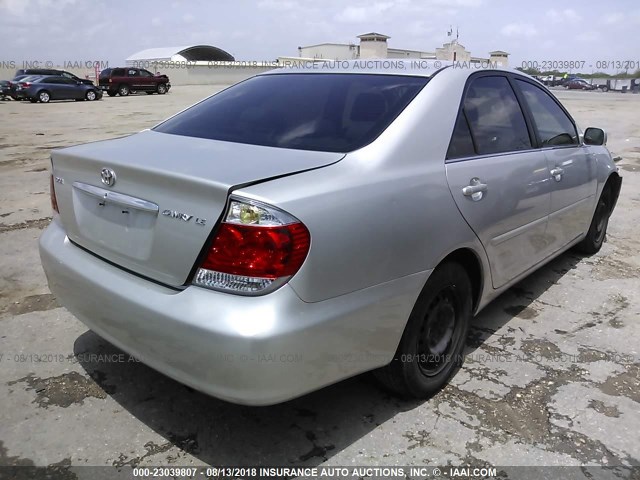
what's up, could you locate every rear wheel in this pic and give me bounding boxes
[118,84,130,96]
[576,187,613,254]
[375,262,472,398]
[157,83,167,94]
[38,91,50,103]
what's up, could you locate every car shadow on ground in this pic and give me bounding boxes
[74,250,586,467]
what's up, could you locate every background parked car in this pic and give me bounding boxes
[15,68,94,86]
[98,67,171,96]
[11,75,44,100]
[17,76,103,103]
[565,78,597,90]
[0,80,12,100]
[6,74,35,99]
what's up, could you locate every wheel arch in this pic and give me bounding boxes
[433,247,485,315]
[603,171,622,213]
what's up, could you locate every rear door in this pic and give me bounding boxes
[513,78,597,252]
[445,74,553,289]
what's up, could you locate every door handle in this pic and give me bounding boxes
[462,178,488,201]
[550,167,564,181]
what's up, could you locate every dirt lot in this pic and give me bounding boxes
[0,86,639,476]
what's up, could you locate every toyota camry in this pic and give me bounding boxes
[39,61,621,405]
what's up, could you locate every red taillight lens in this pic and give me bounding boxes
[193,198,311,294]
[22,82,31,87]
[50,174,59,213]
[202,222,310,279]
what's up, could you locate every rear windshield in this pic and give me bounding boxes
[154,73,429,152]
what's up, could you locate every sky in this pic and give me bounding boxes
[1,0,639,73]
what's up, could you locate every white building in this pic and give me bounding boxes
[297,33,509,66]
[126,45,235,67]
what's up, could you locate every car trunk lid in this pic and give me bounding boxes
[52,130,343,286]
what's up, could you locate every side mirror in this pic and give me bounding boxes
[584,127,606,146]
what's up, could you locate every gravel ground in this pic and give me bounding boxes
[0,86,638,478]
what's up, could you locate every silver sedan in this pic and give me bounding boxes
[40,61,622,405]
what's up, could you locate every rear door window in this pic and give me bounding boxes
[154,73,429,153]
[462,76,532,155]
[515,79,578,147]
[447,111,476,159]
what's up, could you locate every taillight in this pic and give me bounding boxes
[193,198,310,295]
[50,174,59,213]
[22,82,31,87]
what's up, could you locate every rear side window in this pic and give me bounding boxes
[515,80,578,147]
[111,69,125,77]
[154,73,428,153]
[463,76,532,155]
[447,111,476,159]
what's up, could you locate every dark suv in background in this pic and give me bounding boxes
[99,68,171,96]
[15,69,94,85]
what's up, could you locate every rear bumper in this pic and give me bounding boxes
[39,219,427,405]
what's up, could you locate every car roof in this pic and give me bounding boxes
[261,59,517,79]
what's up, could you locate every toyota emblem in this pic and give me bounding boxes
[101,167,116,187]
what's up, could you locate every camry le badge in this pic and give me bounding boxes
[162,209,206,226]
[100,168,116,187]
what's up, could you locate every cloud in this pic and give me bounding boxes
[334,2,394,23]
[257,0,298,10]
[0,0,31,15]
[151,17,163,27]
[546,8,581,24]
[576,31,600,42]
[604,12,624,25]
[500,23,538,38]
[182,12,195,23]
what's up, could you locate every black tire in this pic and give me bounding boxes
[118,84,130,96]
[107,90,117,97]
[157,83,167,94]
[38,90,51,103]
[29,98,37,103]
[85,89,97,101]
[576,187,613,254]
[145,91,154,95]
[375,262,472,398]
